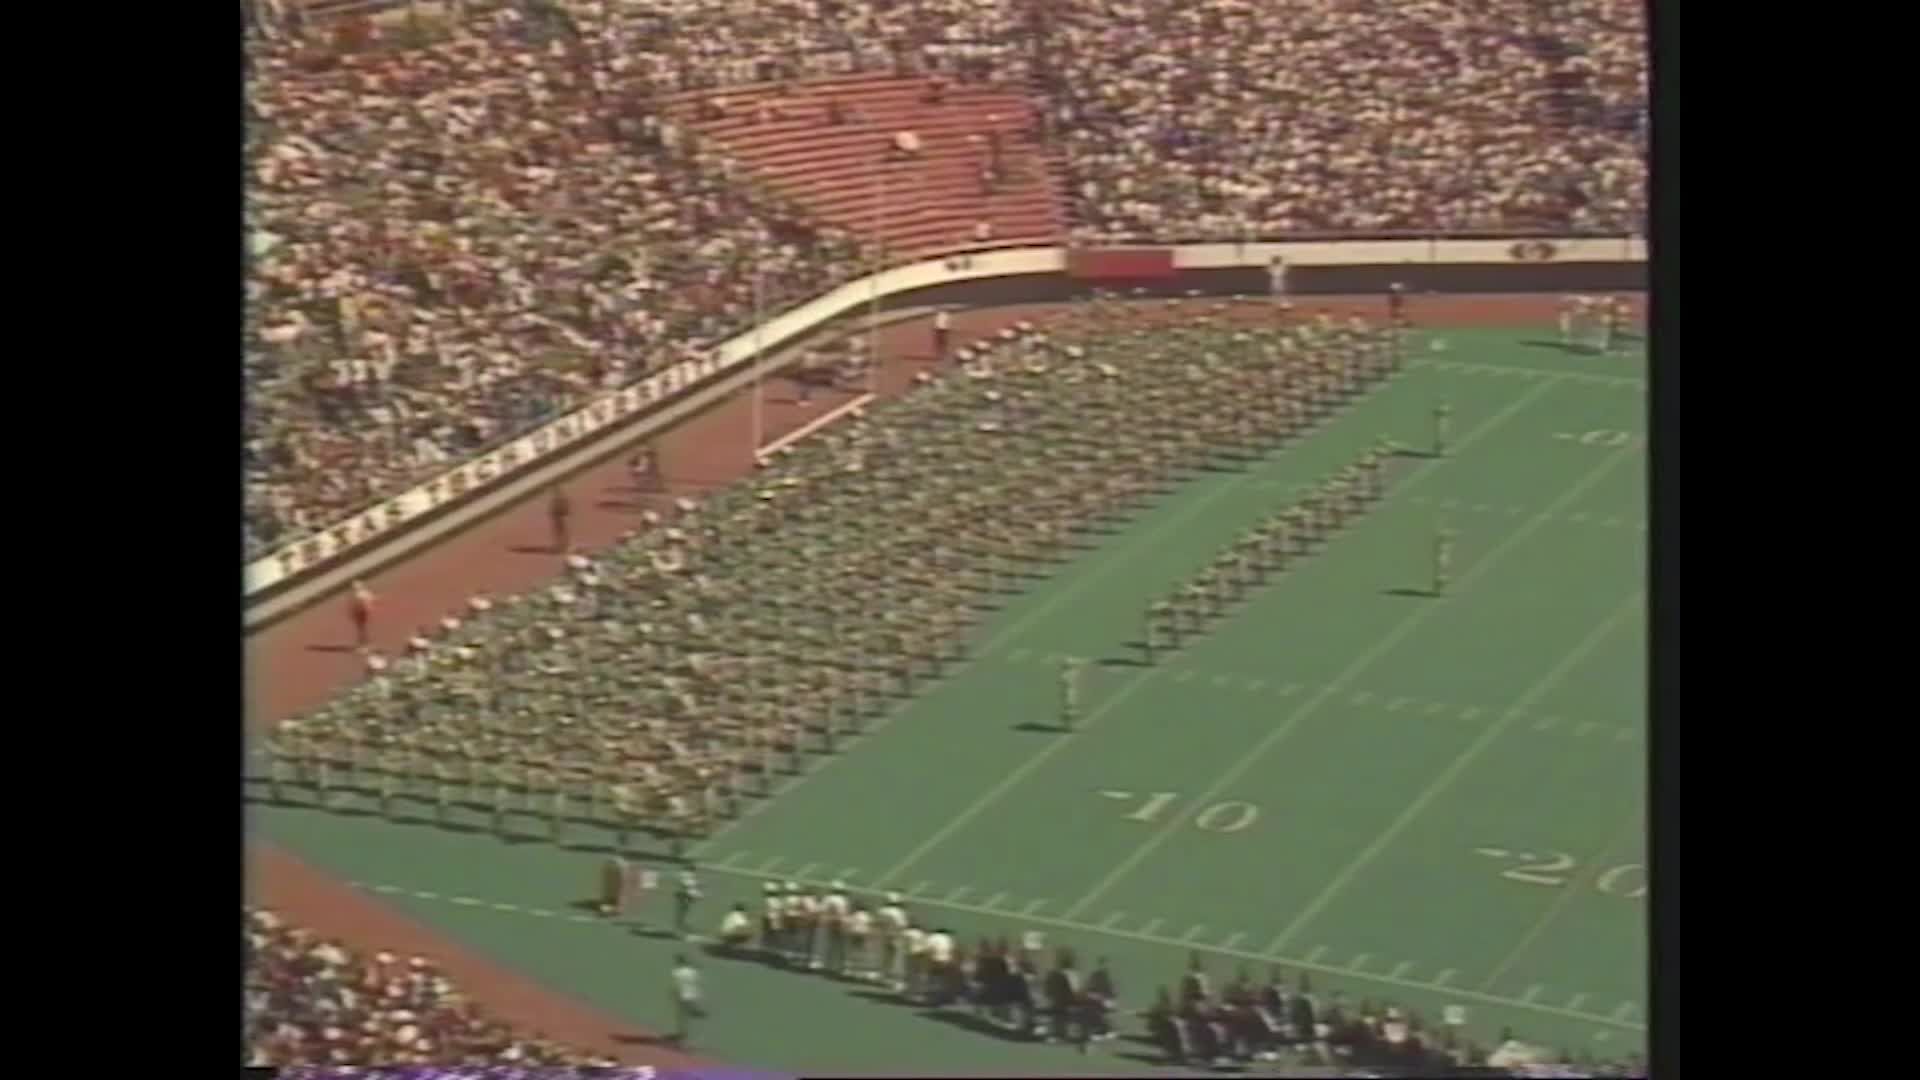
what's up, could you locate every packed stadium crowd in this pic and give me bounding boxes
[243,0,1644,560]
[1042,0,1647,241]
[245,907,624,1070]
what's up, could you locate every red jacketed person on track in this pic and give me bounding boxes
[348,580,374,649]
[549,485,572,554]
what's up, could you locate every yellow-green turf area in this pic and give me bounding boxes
[251,328,1649,1075]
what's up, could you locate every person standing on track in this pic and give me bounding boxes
[547,484,573,554]
[629,444,659,493]
[934,306,954,364]
[1268,256,1290,309]
[348,580,375,651]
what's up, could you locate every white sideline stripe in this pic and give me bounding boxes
[354,866,1647,1031]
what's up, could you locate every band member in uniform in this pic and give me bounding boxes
[845,901,873,980]
[901,921,929,1000]
[717,903,754,956]
[1432,398,1452,457]
[1143,986,1189,1063]
[1145,600,1173,663]
[1085,957,1118,1042]
[1179,952,1211,1006]
[628,865,660,927]
[673,870,701,937]
[925,926,957,1005]
[973,938,1009,1024]
[760,882,785,962]
[1009,952,1041,1037]
[548,484,573,554]
[599,856,628,917]
[788,882,819,969]
[877,892,908,986]
[821,880,851,975]
[1386,281,1406,328]
[669,954,704,1046]
[1044,948,1083,1044]
[1059,656,1084,730]
[1433,521,1455,597]
[348,580,375,650]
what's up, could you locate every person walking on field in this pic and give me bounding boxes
[669,954,705,1046]
[348,580,375,650]
[548,484,573,554]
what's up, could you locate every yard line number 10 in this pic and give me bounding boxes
[1102,790,1260,833]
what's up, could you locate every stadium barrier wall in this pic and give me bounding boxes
[245,237,1647,619]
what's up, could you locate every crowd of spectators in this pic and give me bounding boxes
[243,2,872,558]
[244,0,1644,559]
[1042,0,1647,241]
[241,0,1048,559]
[244,906,624,1069]
[1135,953,1646,1076]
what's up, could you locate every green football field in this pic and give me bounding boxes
[252,327,1649,1074]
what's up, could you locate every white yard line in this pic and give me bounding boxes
[1061,437,1640,922]
[880,379,1565,892]
[349,868,1644,1033]
[1408,358,1644,388]
[1265,590,1644,956]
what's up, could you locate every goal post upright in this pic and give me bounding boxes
[751,262,766,459]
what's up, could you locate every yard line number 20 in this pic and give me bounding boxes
[1486,848,1647,900]
[1109,791,1260,833]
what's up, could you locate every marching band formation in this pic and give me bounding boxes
[258,300,1411,857]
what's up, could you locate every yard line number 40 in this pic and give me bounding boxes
[1101,790,1260,833]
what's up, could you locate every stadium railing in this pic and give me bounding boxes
[243,232,1647,626]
